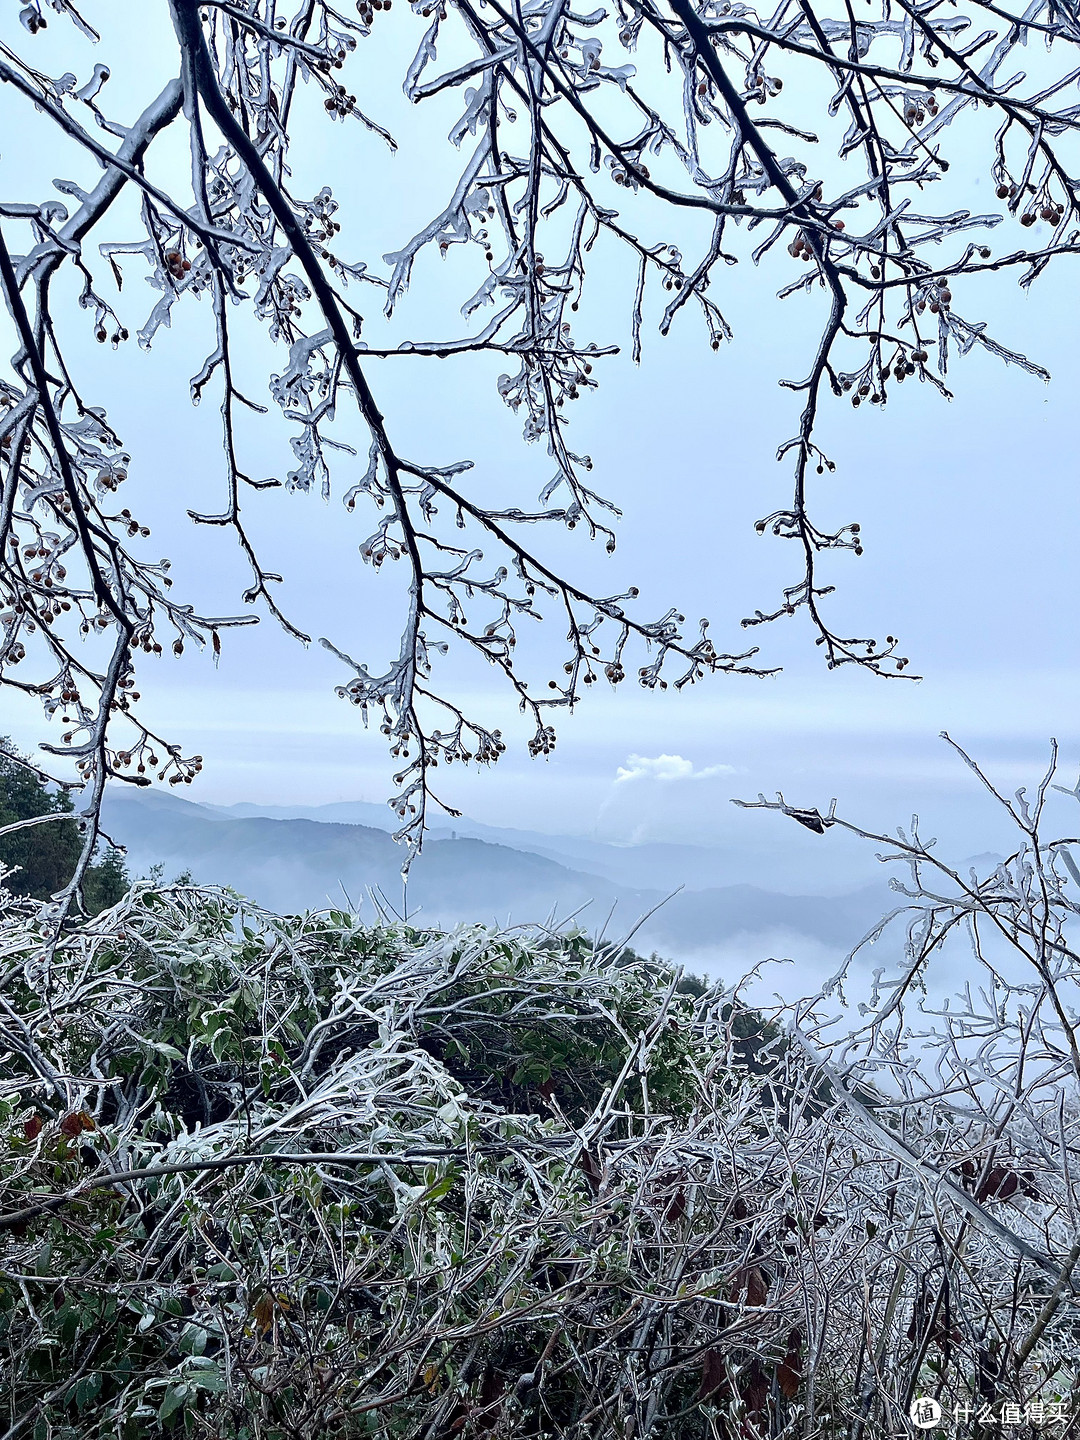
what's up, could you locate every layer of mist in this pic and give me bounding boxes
[102,788,894,978]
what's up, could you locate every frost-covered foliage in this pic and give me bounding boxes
[4,815,1080,1440]
[0,882,792,1440]
[1,0,1078,896]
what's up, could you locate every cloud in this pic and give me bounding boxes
[614,753,737,784]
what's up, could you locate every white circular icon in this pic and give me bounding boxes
[910,1397,943,1430]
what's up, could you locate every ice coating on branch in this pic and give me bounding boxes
[0,0,1075,878]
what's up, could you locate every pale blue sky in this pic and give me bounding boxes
[2,3,1079,885]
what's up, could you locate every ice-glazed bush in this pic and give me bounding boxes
[6,754,1080,1440]
[0,879,801,1440]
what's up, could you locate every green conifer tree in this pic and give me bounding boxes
[0,741,129,912]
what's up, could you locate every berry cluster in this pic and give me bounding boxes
[356,0,391,26]
[902,94,939,125]
[164,249,191,281]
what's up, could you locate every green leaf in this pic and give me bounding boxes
[159,1382,192,1422]
[423,1173,457,1203]
[187,1361,226,1393]
[149,1041,184,1062]
[74,1373,103,1411]
[178,1324,208,1356]
[58,1306,81,1346]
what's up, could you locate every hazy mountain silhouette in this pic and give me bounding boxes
[101,789,888,960]
[196,798,747,892]
[193,798,876,895]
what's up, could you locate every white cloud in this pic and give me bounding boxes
[614,753,737,784]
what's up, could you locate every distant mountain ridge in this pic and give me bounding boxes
[101,788,889,962]
[198,797,752,893]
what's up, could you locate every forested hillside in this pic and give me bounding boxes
[2,874,1076,1440]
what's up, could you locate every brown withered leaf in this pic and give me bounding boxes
[23,1115,43,1141]
[783,1209,832,1236]
[697,1347,725,1400]
[478,1367,508,1415]
[961,1160,1039,1202]
[932,1323,961,1352]
[777,1329,803,1399]
[577,1147,602,1195]
[737,1265,768,1308]
[252,1293,275,1336]
[977,1165,1019,1202]
[741,1358,769,1417]
[787,807,833,834]
[777,1357,801,1399]
[656,1168,687,1222]
[976,1345,1001,1399]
